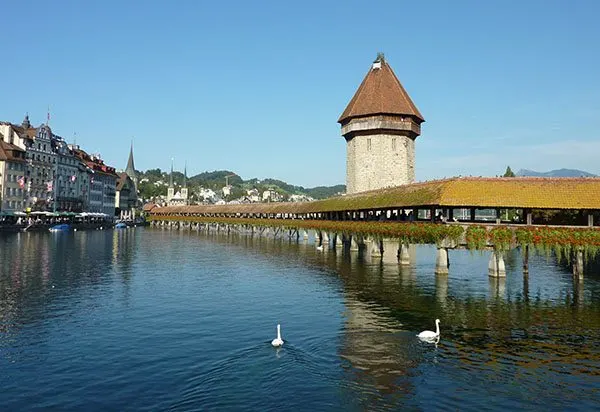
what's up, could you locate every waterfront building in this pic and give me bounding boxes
[72,148,117,215]
[115,143,140,219]
[53,139,88,212]
[339,53,424,194]
[1,116,120,214]
[24,123,57,210]
[115,172,138,219]
[0,139,27,212]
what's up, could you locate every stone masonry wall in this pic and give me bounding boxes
[346,134,415,194]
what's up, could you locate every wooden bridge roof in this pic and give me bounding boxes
[150,177,600,216]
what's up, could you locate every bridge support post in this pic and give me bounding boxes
[368,237,382,258]
[435,247,449,275]
[302,230,309,240]
[382,238,399,263]
[314,231,321,246]
[399,243,410,265]
[349,235,359,252]
[522,245,529,274]
[334,233,343,248]
[573,248,584,279]
[488,251,506,277]
[322,232,330,248]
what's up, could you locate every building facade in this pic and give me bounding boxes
[72,148,117,215]
[0,140,27,212]
[1,116,120,214]
[338,53,424,194]
[115,172,138,219]
[53,138,88,212]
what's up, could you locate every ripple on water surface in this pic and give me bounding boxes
[1,229,600,411]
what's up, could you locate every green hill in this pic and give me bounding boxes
[137,169,345,201]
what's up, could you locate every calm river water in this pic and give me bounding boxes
[1,227,599,411]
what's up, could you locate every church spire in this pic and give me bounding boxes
[183,162,187,188]
[22,113,31,129]
[125,140,137,190]
[169,158,174,187]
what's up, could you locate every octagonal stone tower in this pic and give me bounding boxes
[339,53,424,194]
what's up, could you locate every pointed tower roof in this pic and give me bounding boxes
[125,141,136,179]
[169,158,174,187]
[338,53,424,124]
[22,113,31,129]
[183,162,187,188]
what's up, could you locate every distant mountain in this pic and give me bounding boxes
[517,168,597,177]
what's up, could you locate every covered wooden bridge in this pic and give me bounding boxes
[149,177,600,278]
[150,177,600,225]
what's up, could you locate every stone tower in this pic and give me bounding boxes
[338,53,424,194]
[167,159,175,202]
[181,163,188,201]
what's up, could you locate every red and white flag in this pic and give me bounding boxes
[17,176,25,188]
[71,175,76,182]
[46,181,53,192]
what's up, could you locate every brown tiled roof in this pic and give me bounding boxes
[142,202,158,212]
[116,172,128,191]
[10,124,36,140]
[338,56,424,124]
[0,140,26,163]
[151,177,600,216]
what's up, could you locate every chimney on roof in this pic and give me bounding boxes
[372,52,385,70]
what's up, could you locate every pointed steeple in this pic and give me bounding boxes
[181,162,189,203]
[125,140,137,192]
[126,141,136,176]
[183,162,187,188]
[22,113,31,129]
[338,53,424,125]
[169,158,174,187]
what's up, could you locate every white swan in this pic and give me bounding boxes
[417,319,440,341]
[271,324,284,347]
[316,245,324,251]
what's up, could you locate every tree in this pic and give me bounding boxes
[503,166,515,177]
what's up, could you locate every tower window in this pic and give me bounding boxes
[367,138,372,151]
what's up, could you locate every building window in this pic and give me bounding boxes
[367,138,372,151]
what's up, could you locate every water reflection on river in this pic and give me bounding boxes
[1,228,599,411]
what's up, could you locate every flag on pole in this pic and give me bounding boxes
[46,181,53,192]
[71,175,76,182]
[47,106,50,125]
[17,176,25,188]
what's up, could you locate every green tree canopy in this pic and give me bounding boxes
[503,166,515,177]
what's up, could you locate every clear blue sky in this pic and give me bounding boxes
[2,0,599,186]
